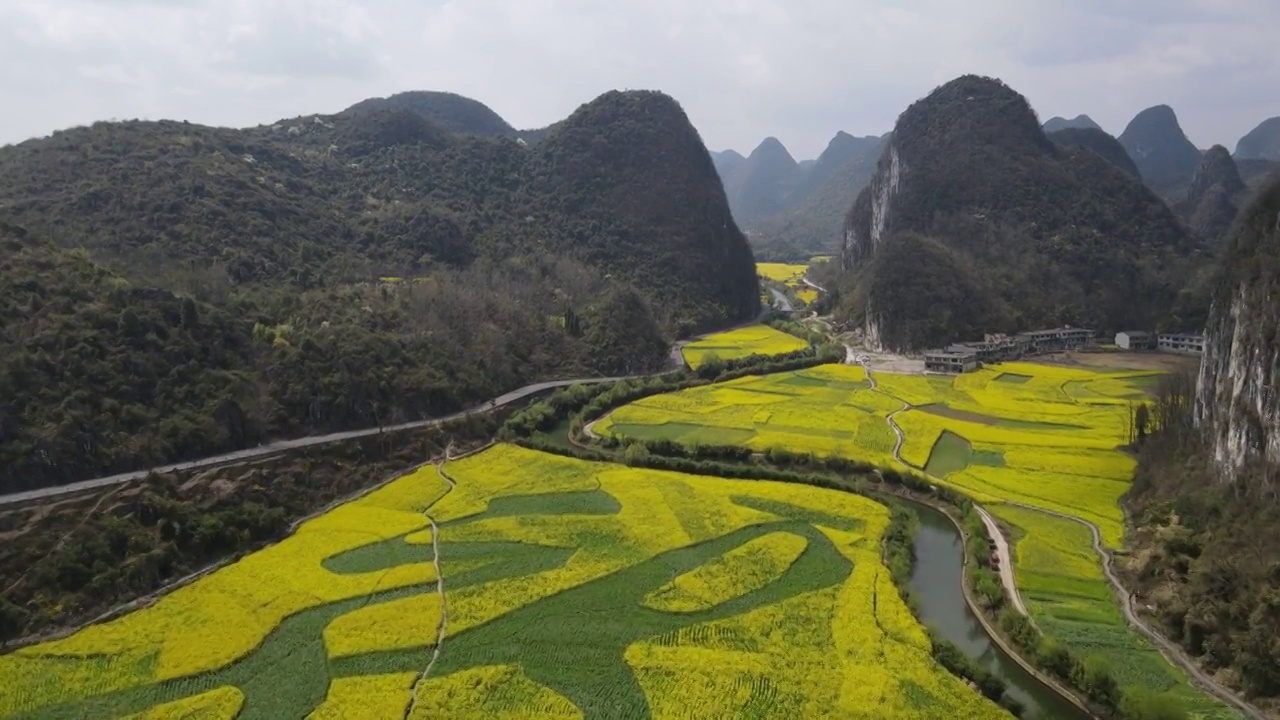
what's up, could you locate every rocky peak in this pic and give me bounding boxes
[1118,105,1202,196]
[1186,145,1245,199]
[1234,117,1280,162]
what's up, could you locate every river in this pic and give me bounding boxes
[909,503,1088,720]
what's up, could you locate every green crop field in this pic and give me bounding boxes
[1,445,1008,720]
[990,506,1237,719]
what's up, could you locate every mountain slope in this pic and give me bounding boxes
[342,90,517,137]
[710,149,747,188]
[725,137,801,223]
[1042,114,1101,133]
[839,75,1202,351]
[1173,145,1247,244]
[1234,117,1280,161]
[0,89,759,492]
[525,90,761,332]
[1049,127,1141,178]
[791,132,881,202]
[1118,105,1203,197]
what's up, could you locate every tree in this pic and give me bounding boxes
[1135,403,1151,443]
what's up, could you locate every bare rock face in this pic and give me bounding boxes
[1195,174,1280,483]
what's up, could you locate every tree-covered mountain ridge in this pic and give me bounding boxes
[838,75,1206,351]
[0,89,760,493]
[0,88,758,333]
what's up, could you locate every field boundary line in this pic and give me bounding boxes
[405,441,492,718]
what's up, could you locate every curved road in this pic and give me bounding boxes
[0,376,638,508]
[3,307,773,509]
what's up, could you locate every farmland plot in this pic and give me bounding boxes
[0,445,1006,720]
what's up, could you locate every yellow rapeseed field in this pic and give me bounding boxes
[755,262,809,283]
[600,362,1148,549]
[118,686,244,720]
[3,444,1006,719]
[0,465,450,718]
[642,531,809,612]
[680,324,808,369]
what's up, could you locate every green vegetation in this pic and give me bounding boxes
[839,75,1205,350]
[0,87,760,494]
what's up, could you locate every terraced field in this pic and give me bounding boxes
[1,445,1008,720]
[679,324,809,369]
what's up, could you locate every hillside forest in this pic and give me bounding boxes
[0,90,761,494]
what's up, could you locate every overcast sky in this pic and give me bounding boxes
[3,0,1279,159]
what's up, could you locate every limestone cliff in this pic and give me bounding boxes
[1195,174,1280,483]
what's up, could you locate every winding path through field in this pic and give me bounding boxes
[862,361,1030,616]
[999,500,1266,720]
[406,444,460,719]
[861,360,1262,719]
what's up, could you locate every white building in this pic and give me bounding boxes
[1115,331,1156,351]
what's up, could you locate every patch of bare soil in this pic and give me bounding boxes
[1036,351,1200,373]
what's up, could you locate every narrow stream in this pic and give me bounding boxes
[909,503,1089,720]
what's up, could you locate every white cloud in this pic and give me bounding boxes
[1,0,1278,157]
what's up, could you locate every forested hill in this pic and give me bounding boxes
[0,89,758,493]
[1173,145,1248,246]
[838,75,1204,351]
[341,90,518,137]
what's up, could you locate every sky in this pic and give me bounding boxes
[2,0,1279,160]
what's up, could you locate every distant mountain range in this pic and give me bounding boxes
[719,103,1278,260]
[1042,114,1101,133]
[709,132,885,259]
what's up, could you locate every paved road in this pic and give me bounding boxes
[0,376,634,507]
[3,308,775,508]
[975,505,1029,616]
[768,288,794,313]
[801,278,827,293]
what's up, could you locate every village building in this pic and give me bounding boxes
[1158,333,1205,355]
[1115,330,1157,351]
[924,348,978,374]
[1016,327,1095,354]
